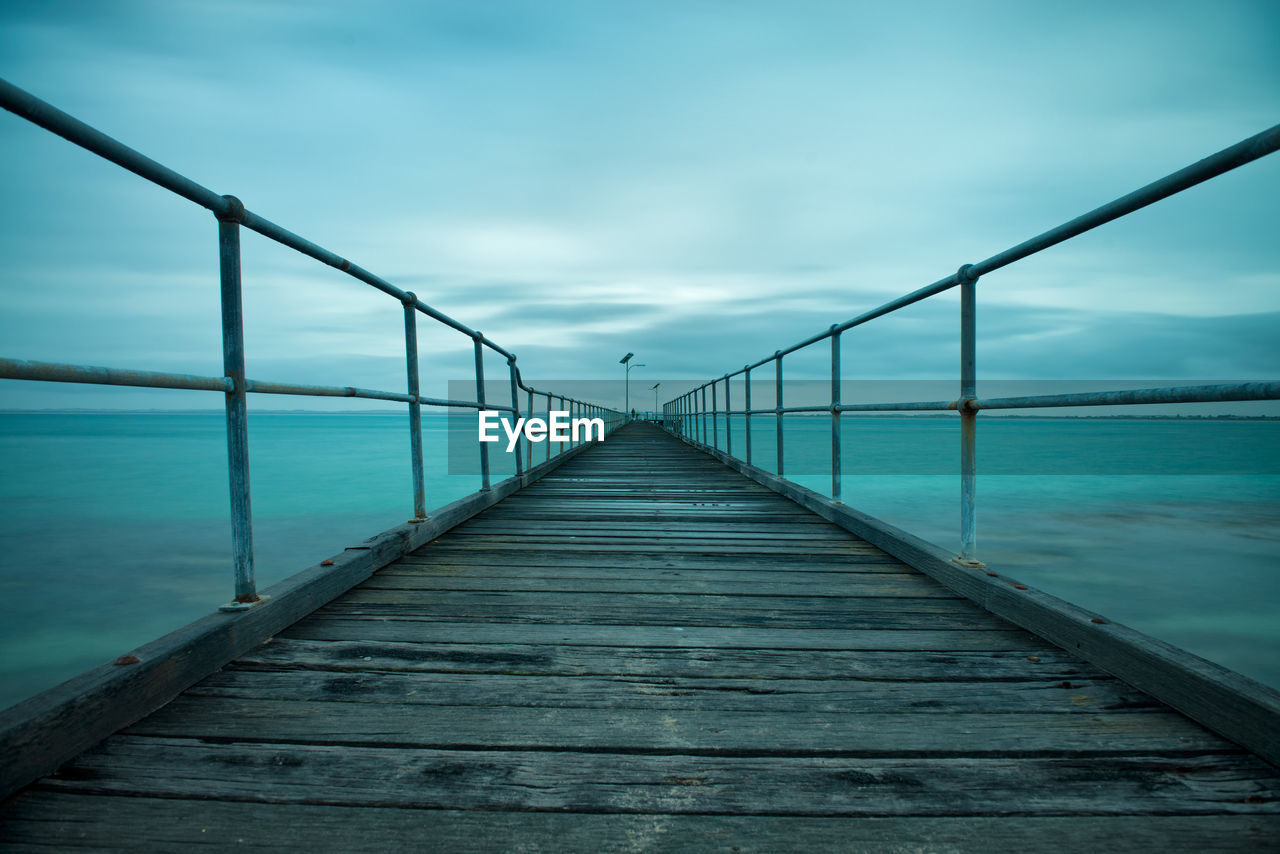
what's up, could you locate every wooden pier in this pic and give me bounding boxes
[2,422,1279,850]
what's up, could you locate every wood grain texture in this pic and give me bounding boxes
[3,422,1278,851]
[32,737,1280,815]
[5,795,1278,853]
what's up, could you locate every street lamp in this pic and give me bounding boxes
[651,382,661,414]
[620,353,644,419]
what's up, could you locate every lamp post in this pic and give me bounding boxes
[651,382,661,415]
[620,353,644,420]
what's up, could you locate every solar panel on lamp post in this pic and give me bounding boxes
[619,353,644,420]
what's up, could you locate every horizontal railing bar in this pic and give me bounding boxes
[838,401,955,412]
[239,209,510,354]
[973,381,1280,410]
[418,397,515,412]
[0,77,517,361]
[241,379,414,403]
[0,358,231,392]
[690,123,1280,385]
[705,403,953,415]
[0,79,231,216]
[971,126,1280,280]
[0,358,533,411]
[683,382,1280,416]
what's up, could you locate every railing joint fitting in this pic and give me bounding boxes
[956,263,978,285]
[401,291,417,307]
[216,194,245,223]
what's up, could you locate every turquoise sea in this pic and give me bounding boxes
[1,411,1277,710]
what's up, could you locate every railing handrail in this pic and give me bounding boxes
[663,124,1280,563]
[672,122,1280,386]
[0,77,621,608]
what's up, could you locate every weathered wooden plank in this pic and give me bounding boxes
[334,588,974,608]
[5,795,1277,853]
[37,738,1278,815]
[280,618,1042,650]
[419,545,890,558]
[314,599,995,630]
[477,508,822,521]
[453,521,857,537]
[450,530,861,545]
[396,550,905,568]
[361,570,960,598]
[190,668,1162,714]
[122,698,1222,754]
[235,638,1099,681]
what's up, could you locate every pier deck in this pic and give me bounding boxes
[2,422,1278,850]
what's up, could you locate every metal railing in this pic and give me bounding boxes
[0,78,621,609]
[664,123,1280,566]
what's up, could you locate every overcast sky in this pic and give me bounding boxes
[1,0,1277,410]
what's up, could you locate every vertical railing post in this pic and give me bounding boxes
[744,366,752,466]
[556,395,565,456]
[545,393,552,463]
[725,376,733,458]
[403,294,426,520]
[775,352,784,476]
[700,385,708,445]
[215,197,258,610]
[831,327,842,503]
[711,380,719,450]
[526,388,534,471]
[957,264,982,566]
[508,358,523,478]
[473,336,490,491]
